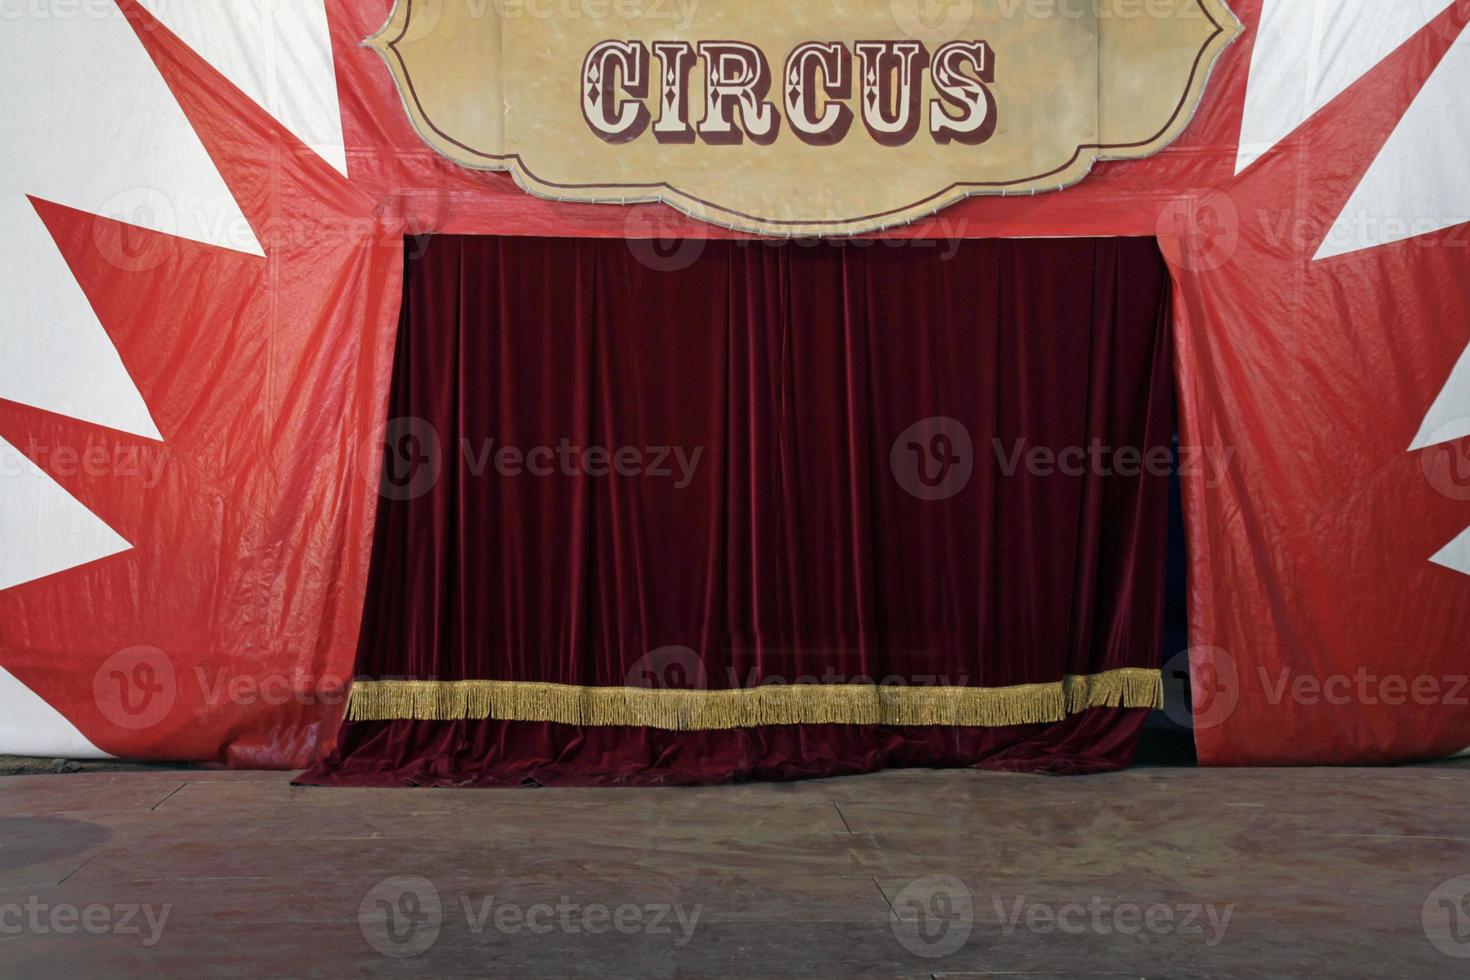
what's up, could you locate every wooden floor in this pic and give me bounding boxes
[3,763,1468,977]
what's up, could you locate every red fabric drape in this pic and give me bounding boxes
[303,712,1151,787]
[302,235,1174,786]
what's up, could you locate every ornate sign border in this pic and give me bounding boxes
[369,0,1243,236]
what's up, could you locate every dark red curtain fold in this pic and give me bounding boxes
[303,235,1174,787]
[304,711,1151,787]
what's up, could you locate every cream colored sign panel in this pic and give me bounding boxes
[371,0,1241,236]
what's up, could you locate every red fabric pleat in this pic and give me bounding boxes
[302,235,1173,786]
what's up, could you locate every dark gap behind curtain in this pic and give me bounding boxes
[303,235,1174,786]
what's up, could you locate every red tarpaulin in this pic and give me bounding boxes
[1,0,1468,767]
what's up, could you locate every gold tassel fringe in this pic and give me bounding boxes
[344,668,1163,731]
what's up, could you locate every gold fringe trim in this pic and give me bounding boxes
[344,668,1162,731]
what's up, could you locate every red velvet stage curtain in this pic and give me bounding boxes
[301,235,1174,787]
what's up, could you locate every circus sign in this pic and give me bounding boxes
[372,0,1242,235]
